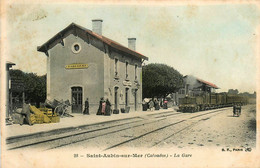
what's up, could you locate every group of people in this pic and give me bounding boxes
[96,97,112,116]
[83,97,112,116]
[83,97,169,115]
[142,98,168,111]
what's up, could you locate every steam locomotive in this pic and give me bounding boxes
[178,93,248,112]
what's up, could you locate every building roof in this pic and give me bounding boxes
[196,78,219,89]
[37,23,148,61]
[184,75,219,89]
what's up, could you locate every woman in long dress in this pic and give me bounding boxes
[96,97,104,115]
[105,99,111,116]
[101,99,106,115]
[83,98,89,115]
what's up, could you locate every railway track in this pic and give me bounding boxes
[7,107,230,151]
[103,108,227,150]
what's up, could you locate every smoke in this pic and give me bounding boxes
[185,75,198,88]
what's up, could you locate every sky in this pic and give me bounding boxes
[2,2,260,93]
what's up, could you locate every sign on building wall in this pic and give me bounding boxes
[65,64,89,69]
[123,81,132,87]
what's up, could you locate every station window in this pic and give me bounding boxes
[71,42,81,54]
[135,64,137,80]
[74,44,80,51]
[115,58,118,76]
[125,61,128,79]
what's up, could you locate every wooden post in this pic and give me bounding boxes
[10,91,13,117]
[6,62,15,119]
[6,65,9,119]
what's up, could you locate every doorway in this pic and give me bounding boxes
[71,87,82,113]
[114,87,118,110]
[134,89,137,111]
[125,88,129,107]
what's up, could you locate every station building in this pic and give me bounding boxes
[172,75,219,104]
[180,75,219,96]
[37,20,148,114]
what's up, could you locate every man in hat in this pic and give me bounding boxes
[83,98,89,115]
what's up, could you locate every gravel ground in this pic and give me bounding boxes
[53,108,231,151]
[157,104,256,149]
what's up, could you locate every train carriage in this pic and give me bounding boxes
[216,93,227,108]
[178,93,247,113]
[210,93,217,109]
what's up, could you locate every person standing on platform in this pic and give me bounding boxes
[154,98,160,110]
[142,99,148,111]
[101,98,106,115]
[163,99,168,109]
[96,97,104,115]
[83,98,89,115]
[149,99,154,111]
[160,98,163,108]
[105,99,111,116]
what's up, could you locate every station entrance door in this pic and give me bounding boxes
[71,87,82,113]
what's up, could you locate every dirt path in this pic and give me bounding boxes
[157,104,256,149]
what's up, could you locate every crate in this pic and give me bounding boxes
[35,120,44,124]
[35,117,44,124]
[43,115,51,123]
[34,113,44,124]
[29,114,36,124]
[39,108,57,117]
[30,106,42,115]
[50,116,60,123]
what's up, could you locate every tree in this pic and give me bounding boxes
[142,63,183,98]
[10,69,46,106]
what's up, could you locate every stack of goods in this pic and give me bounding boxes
[29,114,36,124]
[38,107,60,123]
[34,114,44,124]
[12,111,24,125]
[11,104,61,125]
[30,106,50,124]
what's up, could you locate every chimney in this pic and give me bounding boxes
[128,38,136,51]
[92,19,103,35]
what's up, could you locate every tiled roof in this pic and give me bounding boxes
[196,78,219,89]
[37,23,148,61]
[184,75,219,89]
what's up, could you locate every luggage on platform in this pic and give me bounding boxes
[43,115,51,123]
[125,106,130,113]
[49,116,60,123]
[12,113,24,125]
[121,108,125,113]
[113,109,119,114]
[29,114,36,124]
